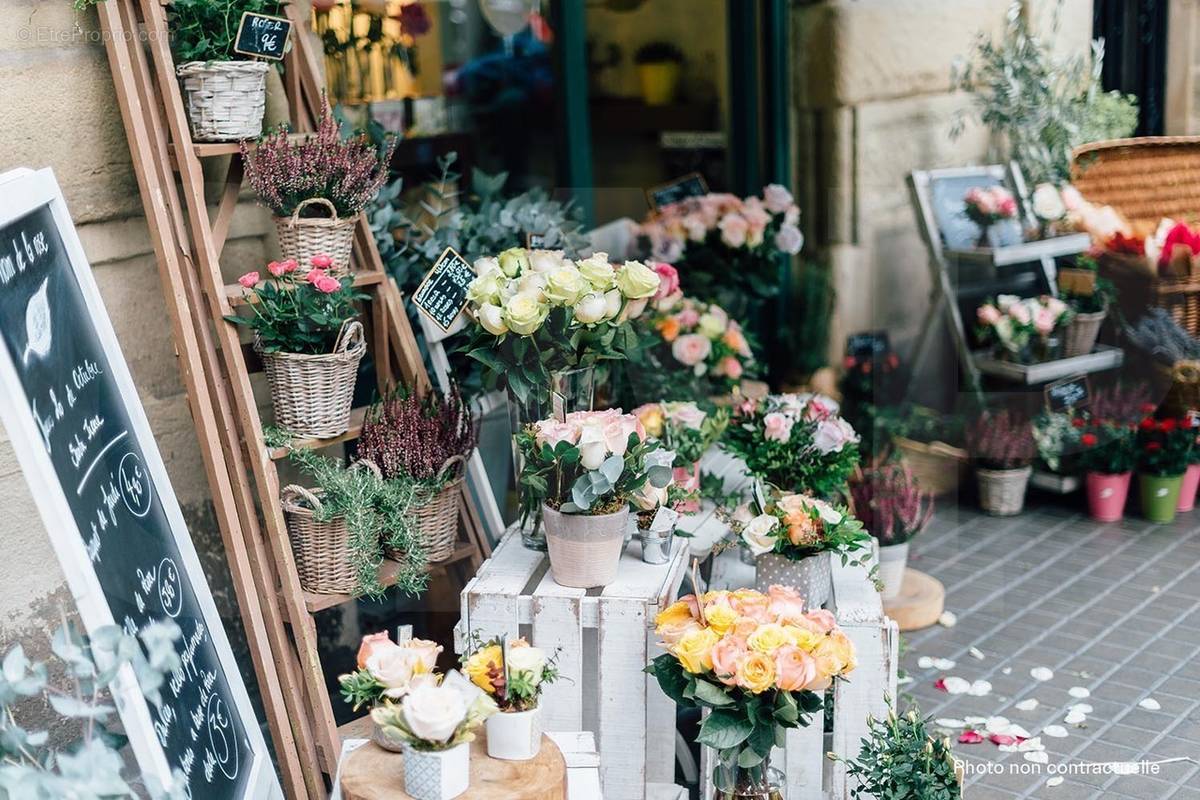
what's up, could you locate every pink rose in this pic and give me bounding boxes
[804,609,837,634]
[1033,306,1057,336]
[535,419,579,449]
[718,214,749,248]
[310,253,334,269]
[774,224,804,255]
[767,584,806,623]
[314,275,341,294]
[977,304,1001,326]
[357,631,391,668]
[803,397,835,422]
[762,184,794,214]
[711,637,747,686]
[676,307,700,328]
[1008,302,1031,325]
[672,334,713,367]
[775,645,818,692]
[672,463,701,493]
[305,268,326,284]
[238,271,260,288]
[683,216,708,242]
[813,417,858,454]
[652,262,680,300]
[763,412,794,443]
[716,356,744,380]
[268,259,298,277]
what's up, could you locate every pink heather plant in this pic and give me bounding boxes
[849,464,934,547]
[357,385,477,487]
[243,106,395,218]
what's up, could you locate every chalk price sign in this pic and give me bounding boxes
[1044,374,1091,414]
[233,12,292,61]
[646,172,709,210]
[413,247,475,332]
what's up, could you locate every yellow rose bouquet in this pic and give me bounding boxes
[646,586,855,796]
[462,248,661,407]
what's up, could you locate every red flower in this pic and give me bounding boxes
[933,677,947,692]
[1141,402,1159,414]
[886,353,900,369]
[1146,441,1163,452]
[1081,433,1098,447]
[1140,418,1157,431]
[1071,418,1086,428]
[1109,231,1147,256]
[844,356,856,369]
[1160,418,1178,433]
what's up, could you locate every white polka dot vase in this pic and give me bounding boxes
[401,742,470,800]
[755,551,832,608]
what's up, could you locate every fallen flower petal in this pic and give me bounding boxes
[935,718,966,729]
[990,733,1019,746]
[1025,751,1049,764]
[1139,697,1161,711]
[1015,698,1039,711]
[958,730,984,744]
[969,646,985,660]
[934,677,947,692]
[1047,777,1064,788]
[1031,667,1054,681]
[939,610,958,628]
[1064,710,1087,725]
[1068,686,1091,699]
[1043,725,1068,738]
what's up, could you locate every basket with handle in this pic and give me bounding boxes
[893,436,969,497]
[176,61,269,142]
[385,454,466,564]
[274,197,357,276]
[281,460,383,595]
[1071,137,1200,335]
[258,319,366,439]
[1156,359,1200,419]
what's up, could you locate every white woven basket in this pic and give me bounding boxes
[176,60,269,142]
[258,320,366,439]
[274,197,357,276]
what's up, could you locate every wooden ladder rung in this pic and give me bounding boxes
[297,545,479,614]
[224,269,387,305]
[268,406,368,459]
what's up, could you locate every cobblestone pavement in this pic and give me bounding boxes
[900,497,1200,799]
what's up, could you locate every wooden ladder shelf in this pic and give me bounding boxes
[96,2,490,797]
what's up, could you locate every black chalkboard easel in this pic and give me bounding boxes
[412,247,475,332]
[1044,374,1091,413]
[646,172,709,210]
[233,12,291,61]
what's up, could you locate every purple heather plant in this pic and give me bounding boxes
[966,409,1036,471]
[850,464,934,547]
[357,385,478,487]
[243,106,395,218]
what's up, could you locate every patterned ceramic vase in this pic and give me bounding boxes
[402,742,469,800]
[755,551,831,608]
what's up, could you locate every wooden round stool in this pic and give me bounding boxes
[882,568,945,631]
[339,729,567,800]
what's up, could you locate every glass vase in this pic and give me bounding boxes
[507,366,596,550]
[713,754,786,800]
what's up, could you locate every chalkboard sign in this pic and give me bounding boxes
[413,247,475,332]
[1045,374,1091,413]
[233,12,291,61]
[647,172,709,210]
[526,232,547,249]
[930,172,1024,251]
[846,330,891,358]
[0,169,280,799]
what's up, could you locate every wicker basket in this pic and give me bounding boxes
[893,436,969,497]
[176,61,268,142]
[976,466,1033,517]
[1155,359,1200,419]
[258,320,366,439]
[1063,309,1107,357]
[385,455,466,564]
[281,484,357,595]
[1072,137,1200,335]
[274,197,357,276]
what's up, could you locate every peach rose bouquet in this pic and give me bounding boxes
[646,585,855,793]
[338,632,444,711]
[731,492,869,563]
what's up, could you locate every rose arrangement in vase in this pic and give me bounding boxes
[849,465,934,600]
[339,632,443,713]
[462,635,560,761]
[371,683,497,800]
[646,586,856,800]
[723,394,860,501]
[634,401,729,512]
[1134,414,1196,523]
[1074,416,1137,522]
[966,410,1036,516]
[962,185,1018,248]
[976,294,1073,363]
[731,492,869,608]
[243,107,395,273]
[636,185,803,317]
[230,256,369,439]
[516,410,672,587]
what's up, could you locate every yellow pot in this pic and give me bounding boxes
[637,62,681,106]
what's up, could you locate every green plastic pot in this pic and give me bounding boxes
[1139,473,1184,523]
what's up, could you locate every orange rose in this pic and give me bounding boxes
[356,631,391,669]
[657,316,682,342]
[774,645,818,692]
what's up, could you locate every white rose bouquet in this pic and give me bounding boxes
[461,635,560,712]
[722,394,860,500]
[338,632,443,711]
[371,683,497,752]
[462,247,661,406]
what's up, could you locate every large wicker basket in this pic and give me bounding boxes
[259,320,366,439]
[893,436,969,497]
[274,197,357,276]
[176,61,268,142]
[1071,137,1200,335]
[281,484,358,595]
[1063,309,1107,358]
[385,455,466,564]
[1155,360,1200,419]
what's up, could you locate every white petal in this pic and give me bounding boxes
[1030,667,1054,682]
[964,716,988,726]
[1007,724,1031,739]
[1018,737,1045,752]
[1068,686,1091,699]
[1064,710,1087,725]
[1002,667,1012,675]
[969,680,993,697]
[1047,776,1064,787]
[1139,697,1161,711]
[943,676,971,695]
[1069,703,1093,715]
[969,646,985,660]
[985,716,1011,734]
[1042,725,1069,738]
[1025,751,1049,764]
[917,656,934,670]
[998,744,1018,752]
[933,657,957,671]
[939,611,958,628]
[1015,698,1039,711]
[935,718,966,729]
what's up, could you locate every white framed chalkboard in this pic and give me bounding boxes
[0,168,281,799]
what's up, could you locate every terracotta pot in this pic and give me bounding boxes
[1085,471,1131,522]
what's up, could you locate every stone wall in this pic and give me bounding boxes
[793,0,1093,382]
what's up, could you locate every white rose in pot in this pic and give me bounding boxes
[367,646,425,699]
[401,684,468,745]
[742,514,780,556]
[506,644,547,688]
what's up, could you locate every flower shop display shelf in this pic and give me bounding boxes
[972,343,1124,385]
[457,523,692,800]
[944,232,1092,268]
[688,451,900,800]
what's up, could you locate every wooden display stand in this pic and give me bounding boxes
[95,2,490,796]
[881,569,945,632]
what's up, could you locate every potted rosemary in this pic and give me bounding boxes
[849,465,933,600]
[966,410,1035,516]
[357,385,478,564]
[831,701,963,799]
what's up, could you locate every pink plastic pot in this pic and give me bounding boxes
[1086,471,1132,522]
[1179,463,1200,512]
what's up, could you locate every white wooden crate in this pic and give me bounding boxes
[689,451,900,800]
[459,525,690,800]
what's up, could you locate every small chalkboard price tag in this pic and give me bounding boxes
[647,172,709,210]
[1057,267,1097,297]
[846,330,891,358]
[1045,374,1091,413]
[526,232,547,249]
[233,11,292,61]
[412,247,475,332]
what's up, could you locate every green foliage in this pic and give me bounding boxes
[225,268,368,355]
[285,449,429,600]
[338,669,385,713]
[832,700,962,800]
[0,620,188,798]
[951,0,1138,187]
[168,0,282,64]
[1065,255,1117,315]
[791,260,835,379]
[1075,417,1137,475]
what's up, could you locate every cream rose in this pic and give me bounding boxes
[401,684,468,744]
[497,247,529,277]
[502,293,548,335]
[473,256,500,276]
[366,646,423,699]
[742,514,780,556]
[576,253,616,291]
[506,645,547,685]
[602,288,623,320]
[528,249,567,273]
[697,312,726,340]
[573,293,607,324]
[467,271,505,306]
[615,260,661,299]
[477,303,509,335]
[544,266,589,306]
